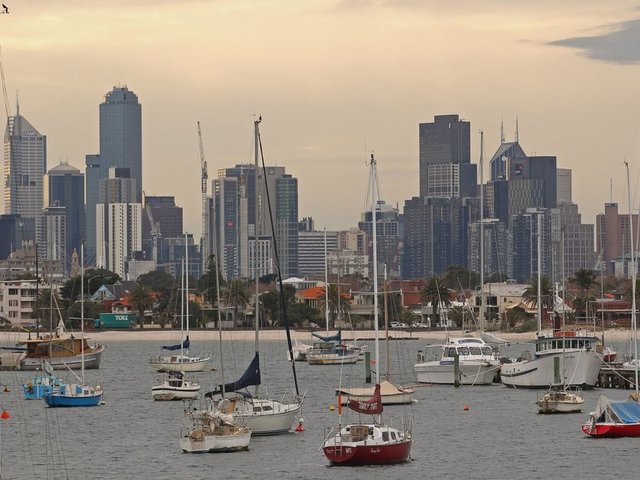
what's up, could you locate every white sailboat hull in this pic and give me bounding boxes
[500,350,603,389]
[152,384,200,401]
[180,429,251,453]
[149,354,211,373]
[414,360,497,385]
[221,397,303,435]
[307,352,358,365]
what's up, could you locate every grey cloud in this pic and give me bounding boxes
[550,18,640,65]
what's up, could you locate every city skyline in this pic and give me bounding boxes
[1,1,640,236]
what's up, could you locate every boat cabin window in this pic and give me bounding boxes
[482,347,492,355]
[468,347,481,355]
[253,407,262,413]
[369,427,374,436]
[578,340,584,349]
[390,432,397,440]
[262,405,273,411]
[382,431,389,442]
[457,347,470,356]
[446,347,457,357]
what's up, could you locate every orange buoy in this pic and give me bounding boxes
[463,405,470,411]
[0,410,10,420]
[295,418,305,432]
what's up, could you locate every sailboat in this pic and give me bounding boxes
[336,269,414,403]
[180,232,251,453]
[22,259,63,400]
[204,116,303,435]
[150,239,211,373]
[583,162,640,437]
[322,153,412,466]
[536,231,584,414]
[43,241,103,408]
[152,254,201,401]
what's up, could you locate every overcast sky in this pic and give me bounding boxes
[2,0,640,236]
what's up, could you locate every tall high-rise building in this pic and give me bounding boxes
[96,168,142,277]
[48,162,84,266]
[3,107,46,249]
[419,114,476,198]
[210,164,298,279]
[298,229,338,278]
[358,200,401,279]
[85,86,142,258]
[43,205,66,262]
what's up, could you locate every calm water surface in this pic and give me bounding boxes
[1,334,639,479]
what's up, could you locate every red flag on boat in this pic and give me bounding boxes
[348,384,383,415]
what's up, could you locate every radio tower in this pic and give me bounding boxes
[198,122,209,272]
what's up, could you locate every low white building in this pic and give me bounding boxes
[0,279,38,326]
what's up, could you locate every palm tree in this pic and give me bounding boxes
[222,279,251,328]
[522,276,554,309]
[129,284,155,329]
[421,276,451,325]
[316,284,351,329]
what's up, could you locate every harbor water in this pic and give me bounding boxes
[0,336,639,479]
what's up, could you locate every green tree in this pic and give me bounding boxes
[129,284,155,329]
[197,255,225,306]
[287,303,321,328]
[60,268,120,302]
[441,265,479,290]
[138,269,177,316]
[420,276,451,324]
[572,268,597,296]
[447,305,467,328]
[66,301,105,329]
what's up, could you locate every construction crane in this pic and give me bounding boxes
[197,122,209,270]
[0,44,11,119]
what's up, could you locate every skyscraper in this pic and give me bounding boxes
[85,86,142,258]
[48,162,84,266]
[3,106,46,248]
[419,114,476,198]
[96,168,142,277]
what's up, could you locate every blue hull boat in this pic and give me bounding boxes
[23,374,64,400]
[43,383,103,407]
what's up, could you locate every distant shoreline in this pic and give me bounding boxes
[4,327,632,343]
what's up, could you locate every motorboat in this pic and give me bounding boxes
[152,371,200,401]
[287,339,311,362]
[500,334,603,389]
[306,341,359,365]
[414,337,499,385]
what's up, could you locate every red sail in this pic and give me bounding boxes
[348,384,383,415]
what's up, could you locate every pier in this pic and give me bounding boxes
[596,364,639,389]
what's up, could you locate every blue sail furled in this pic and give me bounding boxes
[205,352,261,398]
[312,329,342,343]
[162,335,190,351]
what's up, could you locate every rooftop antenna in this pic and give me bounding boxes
[500,117,505,144]
[0,44,11,119]
[610,178,613,204]
[15,88,18,116]
[515,114,519,143]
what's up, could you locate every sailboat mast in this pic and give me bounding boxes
[537,214,542,335]
[185,234,190,352]
[384,265,390,380]
[479,129,485,332]
[181,256,185,361]
[325,228,329,333]
[370,153,380,385]
[212,239,226,397]
[81,240,85,383]
[254,116,261,397]
[561,228,566,386]
[624,161,639,397]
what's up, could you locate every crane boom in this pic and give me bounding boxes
[0,45,12,119]
[198,122,209,271]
